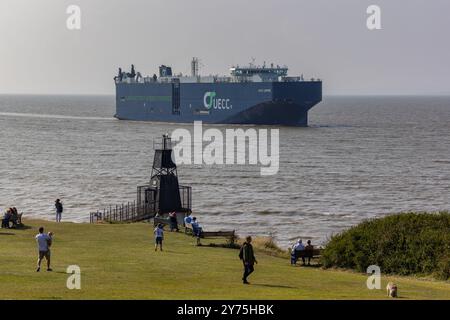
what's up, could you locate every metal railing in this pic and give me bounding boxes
[90,201,156,224]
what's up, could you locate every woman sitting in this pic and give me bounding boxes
[1,209,12,228]
[10,208,19,227]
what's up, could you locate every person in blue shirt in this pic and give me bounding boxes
[184,212,193,225]
[191,217,203,237]
[153,223,164,251]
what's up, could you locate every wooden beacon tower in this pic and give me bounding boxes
[90,134,191,223]
[137,134,192,218]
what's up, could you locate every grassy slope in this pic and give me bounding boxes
[0,219,449,300]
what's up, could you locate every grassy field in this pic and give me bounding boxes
[0,219,449,300]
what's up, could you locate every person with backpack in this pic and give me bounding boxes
[239,236,258,284]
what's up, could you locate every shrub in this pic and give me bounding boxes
[321,212,450,279]
[238,236,288,258]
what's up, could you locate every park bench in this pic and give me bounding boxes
[196,230,236,246]
[159,217,235,245]
[185,222,236,245]
[291,248,323,264]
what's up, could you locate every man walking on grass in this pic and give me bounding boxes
[35,227,53,272]
[239,236,257,284]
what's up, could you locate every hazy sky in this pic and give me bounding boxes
[1,0,449,95]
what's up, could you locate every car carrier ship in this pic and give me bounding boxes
[114,58,322,126]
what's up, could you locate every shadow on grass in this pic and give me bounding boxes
[197,243,240,250]
[292,264,322,269]
[152,249,191,255]
[52,271,68,275]
[0,232,15,236]
[253,283,297,289]
[5,224,33,231]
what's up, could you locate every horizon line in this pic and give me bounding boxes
[1,93,450,97]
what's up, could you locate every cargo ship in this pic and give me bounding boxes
[114,58,322,126]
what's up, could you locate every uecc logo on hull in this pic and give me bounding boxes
[204,91,233,110]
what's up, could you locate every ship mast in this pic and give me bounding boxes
[191,57,199,77]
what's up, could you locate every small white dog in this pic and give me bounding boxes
[386,282,398,298]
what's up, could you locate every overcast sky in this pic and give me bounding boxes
[1,0,449,95]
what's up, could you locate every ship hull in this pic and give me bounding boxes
[115,81,321,126]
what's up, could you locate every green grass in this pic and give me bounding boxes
[0,219,449,300]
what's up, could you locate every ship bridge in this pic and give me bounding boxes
[115,59,317,84]
[230,63,288,82]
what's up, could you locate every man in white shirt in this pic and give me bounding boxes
[35,227,52,272]
[291,239,305,265]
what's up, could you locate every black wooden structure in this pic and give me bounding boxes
[90,134,192,223]
[137,134,191,215]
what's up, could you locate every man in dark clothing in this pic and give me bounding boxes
[304,240,314,266]
[10,207,20,226]
[55,199,63,223]
[168,212,179,232]
[239,236,258,284]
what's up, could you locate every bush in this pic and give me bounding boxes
[321,212,450,279]
[238,236,288,258]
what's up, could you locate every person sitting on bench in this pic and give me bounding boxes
[184,212,193,225]
[290,243,297,265]
[292,239,305,265]
[304,240,314,266]
[10,208,19,227]
[191,217,203,237]
[1,209,12,229]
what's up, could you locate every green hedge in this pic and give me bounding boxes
[321,212,450,279]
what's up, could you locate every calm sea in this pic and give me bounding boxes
[1,95,449,248]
